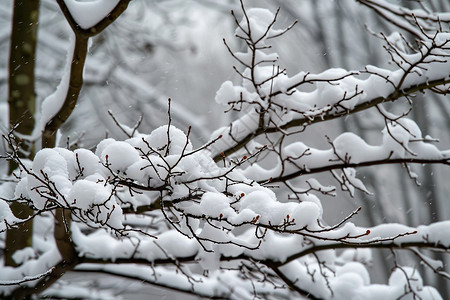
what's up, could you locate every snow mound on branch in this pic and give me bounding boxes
[2,120,449,298]
[6,125,197,231]
[73,148,103,178]
[0,190,20,232]
[20,147,123,229]
[27,149,72,210]
[332,266,443,299]
[236,8,284,43]
[63,0,120,29]
[215,80,258,107]
[101,141,141,172]
[127,125,192,156]
[243,118,445,184]
[333,132,379,163]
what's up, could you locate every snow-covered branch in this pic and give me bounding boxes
[1,0,450,299]
[210,4,450,162]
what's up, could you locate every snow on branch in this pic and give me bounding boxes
[2,118,450,298]
[30,0,132,147]
[357,0,450,37]
[210,2,450,162]
[63,0,121,30]
[242,118,449,187]
[0,267,54,286]
[1,1,450,299]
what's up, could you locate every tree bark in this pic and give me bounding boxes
[5,0,40,267]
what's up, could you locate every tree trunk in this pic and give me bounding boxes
[5,0,40,267]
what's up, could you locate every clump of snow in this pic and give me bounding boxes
[417,221,450,247]
[95,138,116,158]
[101,141,140,172]
[128,125,192,156]
[236,8,284,43]
[336,262,370,285]
[12,247,36,265]
[333,132,379,163]
[27,149,72,210]
[125,156,167,185]
[0,183,21,231]
[63,0,120,30]
[215,80,258,107]
[69,148,103,179]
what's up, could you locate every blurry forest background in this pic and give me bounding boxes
[1,0,449,297]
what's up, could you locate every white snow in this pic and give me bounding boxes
[32,33,75,141]
[63,0,121,30]
[0,3,449,299]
